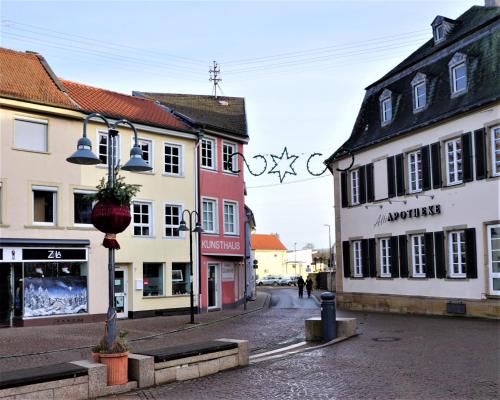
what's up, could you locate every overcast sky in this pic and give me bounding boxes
[1,0,478,250]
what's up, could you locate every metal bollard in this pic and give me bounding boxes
[320,292,336,342]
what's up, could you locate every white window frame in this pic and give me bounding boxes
[73,189,96,227]
[222,141,238,174]
[448,230,466,278]
[223,200,239,235]
[202,197,218,234]
[445,138,463,185]
[350,169,360,205]
[381,98,392,124]
[164,202,183,239]
[379,238,391,277]
[352,240,362,277]
[408,150,422,193]
[97,130,120,167]
[491,126,500,177]
[487,224,500,295]
[411,234,426,277]
[434,24,444,42]
[14,116,49,153]
[201,137,217,170]
[133,137,153,171]
[132,200,154,238]
[163,142,184,177]
[451,63,467,94]
[414,82,426,110]
[32,185,57,226]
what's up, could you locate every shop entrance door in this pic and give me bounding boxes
[207,264,220,310]
[487,224,500,295]
[0,265,12,327]
[114,268,128,319]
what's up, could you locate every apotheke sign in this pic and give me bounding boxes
[374,204,441,228]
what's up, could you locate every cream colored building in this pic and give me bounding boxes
[0,48,200,326]
[251,234,288,278]
[326,4,500,318]
[0,49,108,326]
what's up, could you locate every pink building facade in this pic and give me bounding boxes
[133,92,250,311]
[199,138,246,310]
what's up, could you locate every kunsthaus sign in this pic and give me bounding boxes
[374,204,441,228]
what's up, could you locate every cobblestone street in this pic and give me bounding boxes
[1,288,498,399]
[112,290,499,400]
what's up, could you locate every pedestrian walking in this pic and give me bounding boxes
[305,277,313,298]
[297,276,305,298]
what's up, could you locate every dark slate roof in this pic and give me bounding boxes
[133,92,248,139]
[326,5,500,164]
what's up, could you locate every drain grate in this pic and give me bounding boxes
[372,337,401,342]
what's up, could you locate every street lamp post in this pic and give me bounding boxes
[67,112,151,349]
[324,224,332,270]
[178,210,203,324]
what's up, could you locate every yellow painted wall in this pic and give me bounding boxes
[81,121,197,313]
[0,101,109,315]
[0,99,199,317]
[254,249,287,278]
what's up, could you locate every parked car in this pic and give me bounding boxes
[256,275,282,286]
[278,276,299,286]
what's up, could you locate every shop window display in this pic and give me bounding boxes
[23,262,88,317]
[172,262,190,295]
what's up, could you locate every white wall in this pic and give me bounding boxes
[336,103,500,300]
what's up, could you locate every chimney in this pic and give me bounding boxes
[485,0,500,7]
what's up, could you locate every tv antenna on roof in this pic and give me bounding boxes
[209,61,222,98]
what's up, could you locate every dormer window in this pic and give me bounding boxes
[382,99,392,123]
[411,72,427,112]
[449,53,468,96]
[434,24,445,42]
[431,16,455,45]
[379,89,393,125]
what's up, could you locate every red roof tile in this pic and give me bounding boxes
[61,80,193,132]
[251,234,287,251]
[0,48,76,108]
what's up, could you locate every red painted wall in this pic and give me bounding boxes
[199,138,246,309]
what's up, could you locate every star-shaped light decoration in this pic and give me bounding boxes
[268,147,299,183]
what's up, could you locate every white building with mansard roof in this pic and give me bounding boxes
[326,2,500,318]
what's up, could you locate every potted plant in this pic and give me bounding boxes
[91,330,130,385]
[89,171,141,249]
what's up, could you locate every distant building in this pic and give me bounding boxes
[326,3,500,318]
[285,249,315,277]
[251,234,287,277]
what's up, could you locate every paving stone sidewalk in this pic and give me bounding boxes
[0,292,273,372]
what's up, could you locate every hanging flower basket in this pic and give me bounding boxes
[88,171,141,250]
[91,201,131,249]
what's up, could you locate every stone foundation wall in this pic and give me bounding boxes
[337,292,500,319]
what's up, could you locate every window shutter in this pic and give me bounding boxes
[421,145,431,191]
[366,163,375,202]
[398,235,408,278]
[424,232,435,278]
[387,156,396,198]
[396,153,405,196]
[474,128,487,180]
[361,239,369,278]
[390,236,399,278]
[341,172,348,208]
[368,238,377,277]
[465,228,477,278]
[359,165,367,204]
[431,142,442,189]
[342,241,351,278]
[462,132,473,182]
[434,231,446,278]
